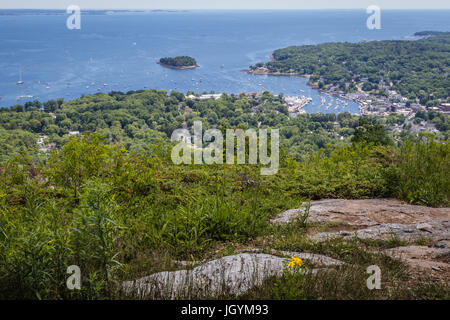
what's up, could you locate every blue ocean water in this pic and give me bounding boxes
[0,9,449,113]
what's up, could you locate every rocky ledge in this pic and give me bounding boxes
[270,199,449,227]
[124,199,449,298]
[272,199,450,275]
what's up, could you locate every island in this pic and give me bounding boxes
[157,56,199,69]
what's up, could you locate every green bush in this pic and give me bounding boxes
[395,137,450,207]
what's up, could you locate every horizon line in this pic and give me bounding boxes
[2,8,450,10]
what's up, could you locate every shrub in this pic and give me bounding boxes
[395,137,450,207]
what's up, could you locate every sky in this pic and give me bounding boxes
[1,0,450,10]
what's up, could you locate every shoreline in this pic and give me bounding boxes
[241,69,308,77]
[156,61,199,70]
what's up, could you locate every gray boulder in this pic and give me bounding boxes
[123,253,288,299]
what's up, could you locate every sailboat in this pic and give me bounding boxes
[16,69,24,85]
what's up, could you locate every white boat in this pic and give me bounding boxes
[17,95,33,100]
[16,70,24,85]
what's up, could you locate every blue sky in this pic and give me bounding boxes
[1,0,450,9]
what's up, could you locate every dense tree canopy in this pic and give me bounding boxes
[0,89,448,164]
[159,56,197,67]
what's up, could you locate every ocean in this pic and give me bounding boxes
[0,9,449,113]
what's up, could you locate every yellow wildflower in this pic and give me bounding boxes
[287,256,304,268]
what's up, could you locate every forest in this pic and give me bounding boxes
[1,89,448,164]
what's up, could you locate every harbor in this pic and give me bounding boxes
[284,95,312,114]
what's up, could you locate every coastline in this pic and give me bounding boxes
[156,61,199,70]
[241,67,362,112]
[243,32,450,117]
[242,67,361,112]
[241,69,308,77]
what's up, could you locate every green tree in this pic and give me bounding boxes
[46,133,111,198]
[351,119,393,146]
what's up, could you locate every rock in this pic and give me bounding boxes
[123,253,290,299]
[245,249,344,266]
[311,221,450,242]
[271,199,449,244]
[386,245,446,260]
[435,240,450,249]
[385,245,449,273]
[271,199,450,277]
[416,223,434,233]
[122,251,343,299]
[271,199,449,227]
[269,208,305,225]
[276,251,344,266]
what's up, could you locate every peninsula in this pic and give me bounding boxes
[244,32,450,118]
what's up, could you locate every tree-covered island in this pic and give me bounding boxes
[157,56,199,69]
